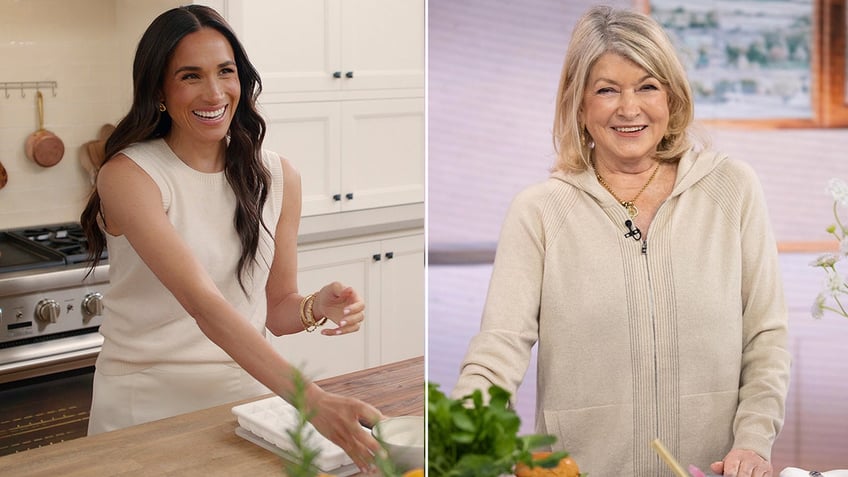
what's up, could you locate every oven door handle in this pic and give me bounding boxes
[0,333,103,384]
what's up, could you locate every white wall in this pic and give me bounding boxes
[0,0,181,229]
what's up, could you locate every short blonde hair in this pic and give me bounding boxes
[553,5,694,173]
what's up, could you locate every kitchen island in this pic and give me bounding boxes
[0,356,424,476]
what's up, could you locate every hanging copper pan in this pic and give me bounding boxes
[25,91,65,167]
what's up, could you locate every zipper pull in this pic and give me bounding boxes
[641,240,647,255]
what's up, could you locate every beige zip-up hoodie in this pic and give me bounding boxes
[453,149,790,476]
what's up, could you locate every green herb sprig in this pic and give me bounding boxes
[282,369,323,477]
[428,382,568,477]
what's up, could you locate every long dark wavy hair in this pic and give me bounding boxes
[80,5,270,292]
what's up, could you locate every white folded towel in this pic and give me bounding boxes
[780,468,848,477]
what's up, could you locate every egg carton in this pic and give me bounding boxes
[232,396,358,477]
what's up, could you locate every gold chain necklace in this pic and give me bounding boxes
[594,162,661,218]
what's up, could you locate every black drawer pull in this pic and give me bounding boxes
[372,254,382,261]
[385,252,394,259]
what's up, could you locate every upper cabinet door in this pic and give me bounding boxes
[339,0,425,91]
[238,0,341,94]
[261,101,342,216]
[232,0,424,95]
[341,98,425,211]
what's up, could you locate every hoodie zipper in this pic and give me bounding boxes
[638,236,661,453]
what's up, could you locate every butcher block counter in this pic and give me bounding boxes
[0,356,424,477]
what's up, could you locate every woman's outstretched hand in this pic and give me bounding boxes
[307,387,385,472]
[711,448,773,477]
[314,282,366,336]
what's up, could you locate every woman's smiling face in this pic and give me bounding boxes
[580,52,669,166]
[161,27,240,146]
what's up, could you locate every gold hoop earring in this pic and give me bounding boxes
[158,102,167,112]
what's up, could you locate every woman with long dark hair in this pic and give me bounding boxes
[80,5,381,470]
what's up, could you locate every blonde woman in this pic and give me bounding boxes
[453,6,790,476]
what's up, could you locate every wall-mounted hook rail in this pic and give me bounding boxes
[1,81,58,99]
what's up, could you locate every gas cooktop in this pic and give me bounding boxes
[0,222,107,275]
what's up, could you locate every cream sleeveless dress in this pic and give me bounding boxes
[88,139,283,434]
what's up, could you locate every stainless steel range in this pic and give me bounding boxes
[0,222,108,455]
[0,222,108,384]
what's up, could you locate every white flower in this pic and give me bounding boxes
[811,293,826,319]
[826,270,847,297]
[810,253,840,268]
[827,178,848,207]
[811,179,848,320]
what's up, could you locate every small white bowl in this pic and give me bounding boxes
[372,415,425,471]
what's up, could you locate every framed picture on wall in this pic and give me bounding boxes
[636,0,848,128]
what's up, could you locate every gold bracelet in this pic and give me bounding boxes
[301,292,328,332]
[298,294,308,326]
[307,292,327,328]
[299,293,317,331]
[304,293,317,332]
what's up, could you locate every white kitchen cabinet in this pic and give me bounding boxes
[261,101,340,217]
[267,231,424,379]
[371,233,425,364]
[230,0,424,94]
[196,0,424,216]
[261,98,424,216]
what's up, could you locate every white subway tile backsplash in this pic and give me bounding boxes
[0,0,128,228]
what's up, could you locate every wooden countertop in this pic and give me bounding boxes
[0,356,424,477]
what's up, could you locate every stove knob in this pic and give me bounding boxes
[82,292,104,317]
[35,299,61,323]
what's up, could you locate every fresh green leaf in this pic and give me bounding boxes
[428,381,570,477]
[451,411,475,432]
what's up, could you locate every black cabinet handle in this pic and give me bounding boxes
[372,254,382,261]
[332,194,341,201]
[333,71,342,78]
[385,252,394,260]
[345,192,354,200]
[345,71,354,78]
